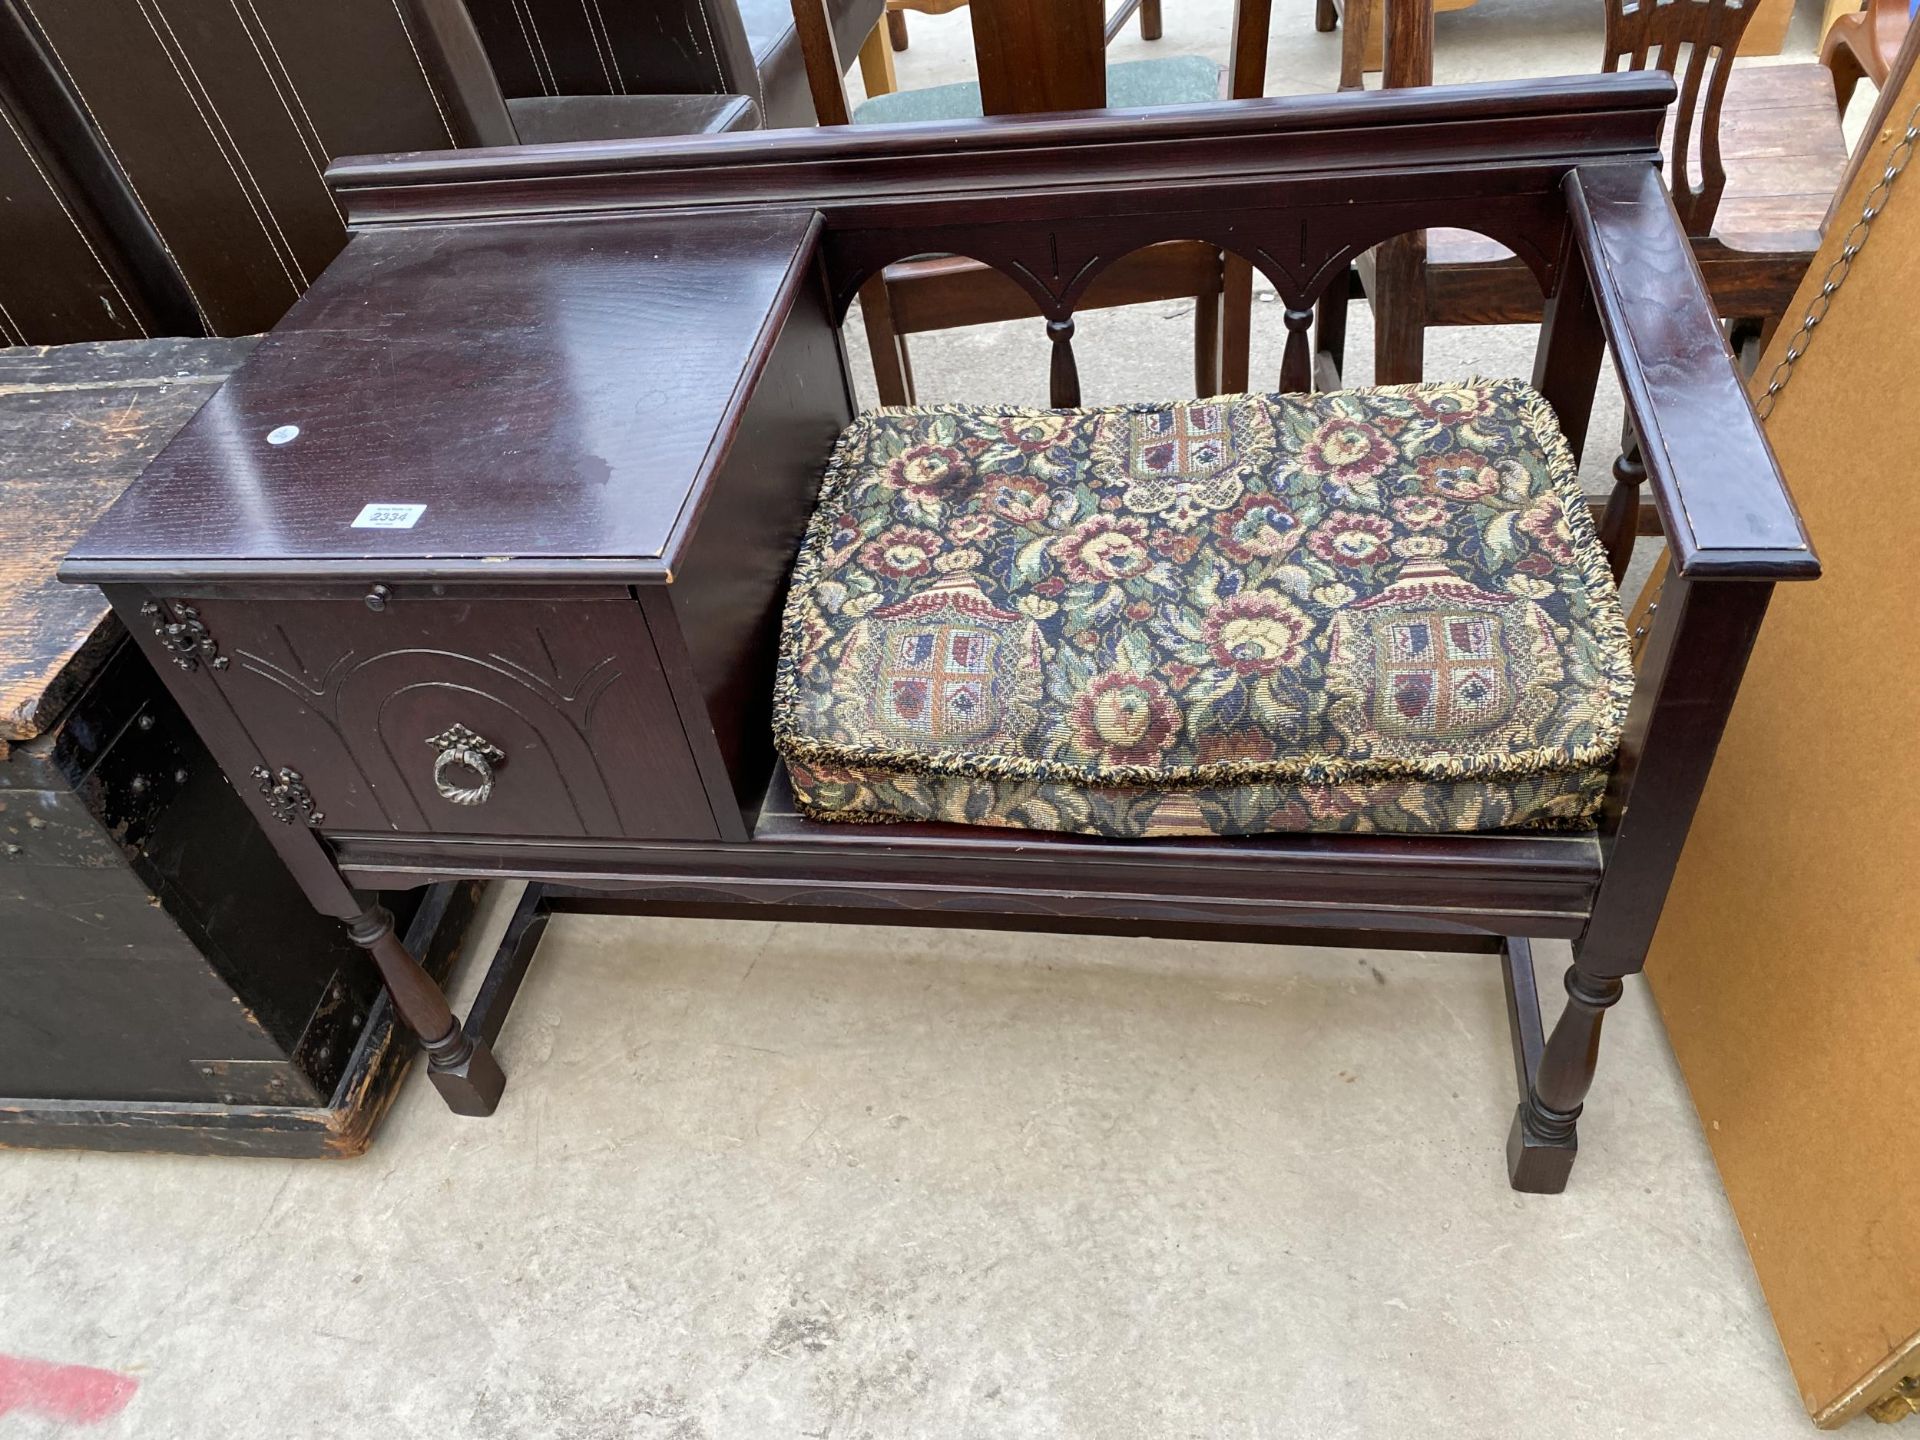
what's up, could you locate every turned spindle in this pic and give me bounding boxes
[1600,431,1648,583]
[1280,305,1315,393]
[1047,317,1081,407]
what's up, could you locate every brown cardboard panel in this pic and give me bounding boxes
[1643,67,1920,1427]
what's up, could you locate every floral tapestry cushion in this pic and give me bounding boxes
[772,380,1635,838]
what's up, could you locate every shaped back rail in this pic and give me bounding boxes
[332,75,1637,400]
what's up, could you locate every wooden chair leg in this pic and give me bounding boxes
[1194,287,1223,396]
[1141,0,1164,40]
[1340,0,1370,87]
[1499,937,1546,1106]
[1726,312,1783,378]
[886,6,908,50]
[1821,25,1866,113]
[1371,233,1426,384]
[1313,270,1350,389]
[1220,252,1254,393]
[462,882,553,1051]
[857,21,898,97]
[1316,0,1339,33]
[1507,957,1624,1193]
[857,274,914,406]
[347,903,505,1115]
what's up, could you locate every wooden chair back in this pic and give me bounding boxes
[887,0,1160,58]
[1824,11,1920,228]
[1821,0,1914,118]
[462,0,760,103]
[396,0,521,147]
[792,0,1273,402]
[2,0,472,338]
[1364,0,1760,234]
[1602,0,1763,233]
[795,0,1116,123]
[0,9,183,342]
[796,0,1279,121]
[970,0,1107,114]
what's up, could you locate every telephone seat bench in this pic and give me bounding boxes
[61,73,1817,1192]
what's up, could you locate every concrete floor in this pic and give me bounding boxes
[3,3,1850,1436]
[3,895,1817,1437]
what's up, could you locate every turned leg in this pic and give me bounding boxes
[1316,0,1338,32]
[1140,0,1164,39]
[886,7,908,50]
[1507,960,1624,1193]
[348,904,505,1116]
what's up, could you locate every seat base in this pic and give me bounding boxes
[788,761,1609,838]
[335,761,1606,943]
[438,832,1598,1193]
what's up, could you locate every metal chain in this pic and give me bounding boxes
[1753,98,1920,420]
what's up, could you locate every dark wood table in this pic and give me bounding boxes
[1,338,480,1156]
[60,76,1815,1192]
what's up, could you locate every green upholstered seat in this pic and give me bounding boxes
[851,54,1223,125]
[773,381,1634,839]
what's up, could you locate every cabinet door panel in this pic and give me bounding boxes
[161,593,717,842]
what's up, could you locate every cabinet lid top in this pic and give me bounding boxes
[63,209,823,585]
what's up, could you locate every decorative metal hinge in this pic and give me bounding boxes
[140,599,229,672]
[250,765,323,827]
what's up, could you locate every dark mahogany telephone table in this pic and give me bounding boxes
[60,72,1816,1193]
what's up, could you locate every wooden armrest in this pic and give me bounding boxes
[1567,163,1819,581]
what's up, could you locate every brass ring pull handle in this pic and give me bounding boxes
[426,725,505,806]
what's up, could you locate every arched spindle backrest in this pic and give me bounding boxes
[1603,0,1760,234]
[822,196,1562,405]
[331,75,1679,419]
